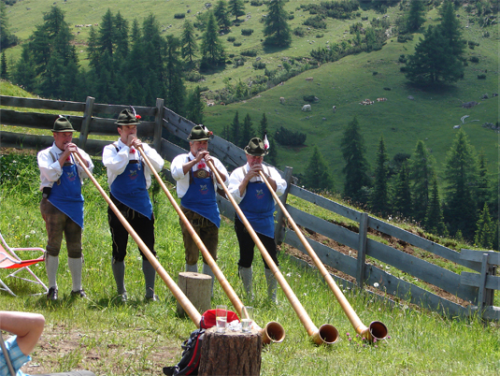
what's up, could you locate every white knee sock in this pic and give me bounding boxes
[45,254,59,289]
[68,257,83,291]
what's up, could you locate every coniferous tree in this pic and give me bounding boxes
[393,162,412,219]
[406,0,426,32]
[409,140,436,223]
[475,203,494,249]
[443,130,479,240]
[371,136,390,216]
[1,52,8,79]
[439,1,466,62]
[99,9,115,57]
[230,111,240,145]
[0,2,18,51]
[424,178,448,236]
[87,26,101,69]
[303,146,334,191]
[114,12,129,59]
[228,0,245,20]
[341,117,371,204]
[267,138,278,167]
[241,113,254,148]
[476,150,490,213]
[181,20,198,64]
[263,0,291,47]
[258,113,268,138]
[405,25,463,84]
[165,34,185,114]
[185,86,204,125]
[201,12,225,68]
[13,44,37,91]
[214,0,232,30]
[404,1,465,85]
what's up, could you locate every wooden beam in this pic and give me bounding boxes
[274,166,293,244]
[79,96,95,149]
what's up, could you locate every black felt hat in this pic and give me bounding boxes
[187,124,213,141]
[115,108,141,126]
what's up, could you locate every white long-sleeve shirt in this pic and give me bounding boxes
[37,142,94,190]
[228,163,287,204]
[102,139,164,188]
[171,152,228,198]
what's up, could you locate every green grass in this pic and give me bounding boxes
[0,154,499,375]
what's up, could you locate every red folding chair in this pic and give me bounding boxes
[0,232,48,296]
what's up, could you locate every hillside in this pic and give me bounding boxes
[2,0,498,185]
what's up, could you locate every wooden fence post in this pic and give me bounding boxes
[356,212,368,289]
[78,96,94,150]
[153,98,164,151]
[478,253,496,318]
[274,166,293,245]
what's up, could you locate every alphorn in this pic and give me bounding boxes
[137,146,285,344]
[259,171,388,342]
[72,152,202,326]
[207,160,339,345]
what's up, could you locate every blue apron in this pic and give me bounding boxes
[238,180,275,238]
[181,170,221,228]
[110,160,153,220]
[48,157,84,229]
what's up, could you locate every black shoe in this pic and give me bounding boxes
[145,294,159,302]
[47,287,58,301]
[71,289,87,298]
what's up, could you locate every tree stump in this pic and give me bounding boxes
[198,327,262,376]
[176,272,212,317]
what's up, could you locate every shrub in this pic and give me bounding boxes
[241,29,254,36]
[316,33,324,38]
[303,95,317,102]
[253,61,266,69]
[304,15,327,29]
[397,34,413,43]
[184,71,204,82]
[477,74,486,79]
[470,56,479,63]
[399,54,406,63]
[241,49,258,57]
[384,87,391,90]
[373,71,378,75]
[288,14,295,20]
[234,42,242,47]
[274,126,307,146]
[361,16,368,21]
[400,66,408,72]
[250,0,262,5]
[227,36,236,42]
[294,27,305,37]
[174,13,185,19]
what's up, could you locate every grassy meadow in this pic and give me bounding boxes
[2,0,498,186]
[0,153,499,375]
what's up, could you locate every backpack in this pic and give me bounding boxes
[163,328,205,376]
[163,309,240,376]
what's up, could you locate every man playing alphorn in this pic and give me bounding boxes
[38,116,94,300]
[228,137,286,303]
[102,108,164,302]
[171,125,228,294]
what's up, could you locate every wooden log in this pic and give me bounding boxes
[198,327,262,376]
[176,272,212,317]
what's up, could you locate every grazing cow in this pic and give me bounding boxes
[280,97,285,104]
[332,106,336,112]
[376,97,387,102]
[302,104,312,112]
[306,77,314,81]
[359,99,374,105]
[453,125,461,129]
[207,101,215,107]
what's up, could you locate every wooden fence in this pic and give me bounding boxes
[1,95,498,321]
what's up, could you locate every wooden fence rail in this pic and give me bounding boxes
[1,95,498,321]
